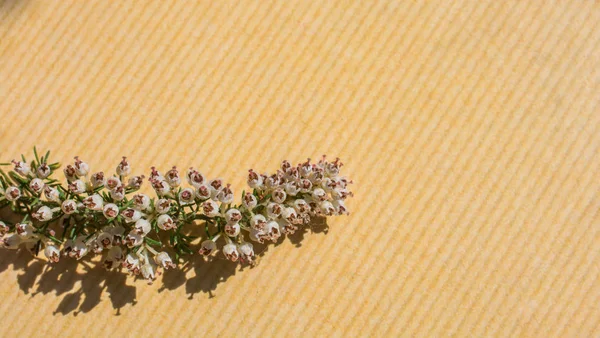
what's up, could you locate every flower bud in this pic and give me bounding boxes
[121,208,142,223]
[73,156,90,176]
[132,194,151,211]
[103,203,119,219]
[242,192,257,210]
[165,166,181,188]
[179,187,195,205]
[61,199,78,214]
[116,156,131,176]
[134,218,151,235]
[90,171,105,187]
[224,222,240,237]
[202,200,220,217]
[33,206,53,222]
[199,239,216,255]
[29,178,45,194]
[83,194,104,211]
[5,186,21,201]
[11,160,31,177]
[36,163,51,179]
[222,243,239,262]
[157,214,176,231]
[154,252,176,269]
[68,179,86,194]
[225,208,242,224]
[44,245,60,263]
[155,199,171,214]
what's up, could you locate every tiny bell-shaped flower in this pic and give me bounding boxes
[106,176,121,191]
[217,184,234,204]
[134,218,151,235]
[178,187,195,205]
[154,251,176,269]
[284,182,299,196]
[83,194,104,211]
[249,227,266,244]
[141,262,157,284]
[16,222,34,238]
[109,225,125,245]
[11,160,31,177]
[0,221,9,236]
[150,177,171,196]
[122,208,142,223]
[251,214,267,231]
[127,175,144,189]
[33,206,54,222]
[266,202,283,218]
[104,246,123,269]
[202,200,220,217]
[2,234,22,249]
[199,239,217,256]
[44,245,60,263]
[103,203,119,219]
[264,221,281,241]
[243,192,257,210]
[165,166,181,188]
[71,237,89,260]
[110,185,125,201]
[319,200,335,216]
[224,222,240,237]
[247,169,263,189]
[29,178,45,194]
[272,188,287,204]
[333,199,349,215]
[155,199,171,214]
[282,207,300,225]
[299,178,313,192]
[293,199,310,214]
[157,214,176,231]
[224,208,242,224]
[125,231,144,248]
[68,179,86,194]
[43,185,60,202]
[132,194,151,211]
[222,243,239,262]
[5,186,21,201]
[208,178,224,198]
[61,199,78,214]
[238,242,255,262]
[96,231,114,248]
[36,163,51,179]
[124,252,141,275]
[63,164,77,182]
[186,168,205,188]
[312,188,327,202]
[90,172,105,188]
[116,156,131,176]
[73,156,90,176]
[195,184,211,200]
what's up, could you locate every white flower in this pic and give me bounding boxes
[224,208,242,224]
[280,160,292,173]
[15,222,34,238]
[202,200,220,217]
[249,227,266,243]
[68,179,86,194]
[299,178,313,192]
[132,194,151,211]
[251,214,267,231]
[11,160,31,176]
[0,221,9,236]
[320,200,335,216]
[5,186,21,201]
[282,207,300,224]
[179,187,195,205]
[125,231,144,247]
[321,177,336,191]
[186,168,205,188]
[103,246,123,269]
[208,178,224,198]
[332,187,352,200]
[272,188,287,203]
[238,242,255,262]
[2,234,21,249]
[71,237,89,259]
[127,175,144,189]
[157,214,176,231]
[44,245,60,263]
[106,176,121,191]
[109,225,125,244]
[63,164,77,182]
[134,218,151,235]
[293,199,310,214]
[149,167,164,181]
[312,188,327,202]
[116,156,131,176]
[90,172,105,187]
[110,185,125,201]
[121,208,142,223]
[195,184,211,200]
[36,163,51,179]
[73,156,90,176]
[264,221,281,241]
[266,202,283,218]
[242,192,257,209]
[29,178,45,194]
[284,182,299,196]
[103,203,119,219]
[325,158,342,177]
[165,166,181,188]
[141,263,157,284]
[265,174,280,189]
[123,252,141,275]
[61,199,78,214]
[217,184,234,204]
[83,194,104,211]
[332,199,348,215]
[222,243,239,262]
[150,178,170,196]
[299,158,312,177]
[224,222,240,237]
[198,239,216,255]
[96,231,114,248]
[278,218,298,235]
[43,185,60,202]
[247,169,263,189]
[154,252,176,269]
[33,206,53,222]
[155,199,171,214]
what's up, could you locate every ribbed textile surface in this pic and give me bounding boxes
[0,1,599,337]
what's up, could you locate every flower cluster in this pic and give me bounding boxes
[0,149,352,284]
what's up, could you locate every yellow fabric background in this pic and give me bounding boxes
[1,1,599,336]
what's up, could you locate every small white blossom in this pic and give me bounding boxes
[251,214,267,231]
[155,199,171,214]
[293,199,310,214]
[71,237,89,260]
[63,164,77,182]
[238,242,255,262]
[33,206,53,222]
[125,231,143,248]
[109,225,125,245]
[284,182,299,196]
[116,156,131,176]
[5,186,21,201]
[266,202,283,218]
[90,172,105,187]
[247,169,263,189]
[15,222,34,238]
[222,243,239,262]
[96,231,114,248]
[110,185,125,201]
[29,178,45,194]
[2,234,21,249]
[199,239,217,255]
[217,184,234,204]
[123,252,141,275]
[141,263,157,284]
[249,227,266,243]
[44,245,60,263]
[132,194,151,211]
[127,175,144,189]
[0,221,9,236]
[134,218,151,235]
[242,192,257,210]
[264,221,281,241]
[157,214,176,231]
[104,246,123,269]
[68,179,86,194]
[272,188,287,204]
[73,156,90,176]
[225,208,242,224]
[103,203,119,219]
[106,176,121,191]
[122,208,142,223]
[333,199,348,215]
[208,178,224,199]
[165,166,181,188]
[36,163,51,179]
[312,188,327,202]
[61,199,78,214]
[195,184,211,200]
[150,178,170,196]
[282,207,300,224]
[186,168,205,188]
[43,185,60,202]
[320,200,335,216]
[154,251,176,269]
[224,222,240,237]
[11,160,31,177]
[299,178,313,192]
[299,158,312,177]
[202,200,220,217]
[83,194,104,211]
[179,187,195,205]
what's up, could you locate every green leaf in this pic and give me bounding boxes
[33,146,40,164]
[43,150,50,162]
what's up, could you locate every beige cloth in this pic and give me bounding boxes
[0,1,599,336]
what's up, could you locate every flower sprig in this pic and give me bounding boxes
[0,148,353,284]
